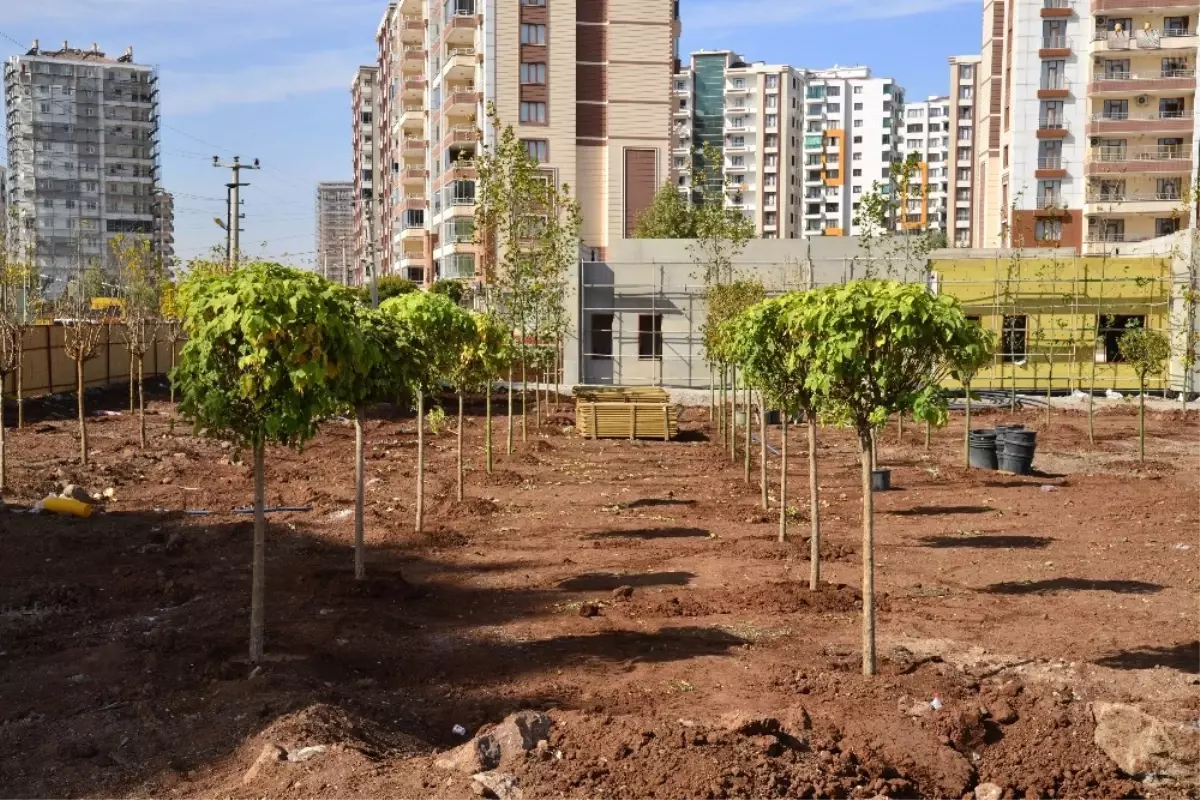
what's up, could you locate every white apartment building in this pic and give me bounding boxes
[948,55,981,247]
[673,56,905,239]
[898,95,952,237]
[351,65,380,286]
[3,41,163,291]
[973,0,1197,252]
[363,0,679,286]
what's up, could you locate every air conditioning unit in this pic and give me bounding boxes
[1136,95,1149,105]
[1090,137,1100,146]
[1094,57,1105,67]
[1096,16,1107,25]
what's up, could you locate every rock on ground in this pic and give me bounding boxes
[1091,702,1200,780]
[974,782,1003,800]
[437,710,551,774]
[242,743,287,785]
[471,772,523,800]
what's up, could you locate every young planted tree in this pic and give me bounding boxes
[632,182,698,239]
[159,278,184,405]
[331,303,415,579]
[1118,326,1171,462]
[732,294,824,582]
[705,280,766,461]
[57,265,108,465]
[946,323,998,467]
[800,280,979,676]
[176,263,359,661]
[112,235,162,448]
[470,313,512,477]
[381,291,475,534]
[0,223,41,433]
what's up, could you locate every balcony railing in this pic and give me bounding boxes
[1040,77,1070,90]
[1086,191,1183,202]
[1092,146,1190,161]
[1042,35,1072,49]
[1035,196,1065,208]
[1038,118,1068,129]
[1037,157,1065,169]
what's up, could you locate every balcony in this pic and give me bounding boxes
[402,138,426,156]
[1036,118,1069,138]
[673,104,690,118]
[1041,0,1071,17]
[399,105,424,130]
[1086,190,1184,213]
[725,82,750,95]
[403,78,427,98]
[1092,0,1194,15]
[443,48,476,79]
[1037,77,1070,98]
[1085,110,1192,135]
[402,48,426,71]
[402,195,427,211]
[724,161,749,173]
[400,15,424,43]
[1089,69,1196,95]
[1034,195,1067,211]
[1035,156,1067,177]
[444,11,478,46]
[401,167,427,186]
[442,88,480,117]
[1039,35,1072,56]
[442,125,480,148]
[1085,145,1193,175]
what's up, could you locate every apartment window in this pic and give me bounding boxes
[675,80,685,91]
[853,135,862,144]
[1103,59,1130,79]
[520,101,547,123]
[853,85,863,94]
[730,135,745,147]
[1156,217,1180,237]
[765,74,778,89]
[442,253,476,280]
[853,119,863,128]
[765,95,778,109]
[958,85,973,100]
[1035,218,1062,242]
[591,313,613,360]
[958,64,975,80]
[957,167,970,181]
[764,134,778,148]
[1163,57,1190,78]
[853,185,862,193]
[765,114,778,128]
[1157,178,1182,200]
[521,0,546,4]
[826,103,840,113]
[1160,98,1186,118]
[523,139,549,162]
[851,168,862,177]
[520,63,546,84]
[882,134,890,144]
[1002,315,1028,362]
[445,217,476,243]
[520,23,546,44]
[906,138,921,149]
[1100,315,1145,362]
[733,116,746,128]
[957,127,972,142]
[638,314,663,361]
[907,108,923,119]
[805,154,821,165]
[730,155,745,166]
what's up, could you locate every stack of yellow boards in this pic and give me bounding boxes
[574,387,679,441]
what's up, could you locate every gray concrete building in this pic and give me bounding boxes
[568,237,931,388]
[315,181,354,285]
[4,40,162,293]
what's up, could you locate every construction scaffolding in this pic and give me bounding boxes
[315,181,354,285]
[577,252,1187,395]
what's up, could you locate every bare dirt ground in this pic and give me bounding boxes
[1,384,1197,800]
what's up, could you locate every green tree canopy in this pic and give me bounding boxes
[633,182,698,239]
[380,291,476,391]
[175,262,361,449]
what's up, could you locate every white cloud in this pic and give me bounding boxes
[685,0,975,29]
[161,49,366,116]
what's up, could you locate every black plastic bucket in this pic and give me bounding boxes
[871,469,891,492]
[968,429,999,470]
[998,430,1037,474]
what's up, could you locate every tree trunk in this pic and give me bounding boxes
[506,365,514,455]
[77,358,88,466]
[169,344,176,405]
[1138,385,1146,462]
[778,415,788,543]
[354,414,366,580]
[0,383,6,492]
[859,431,877,677]
[1046,352,1053,429]
[250,441,266,662]
[1087,390,1095,445]
[138,356,146,449]
[924,420,931,453]
[129,350,135,413]
[457,392,465,502]
[535,367,542,430]
[717,366,725,446]
[964,382,972,468]
[520,344,528,444]
[485,382,493,475]
[709,367,715,423]
[730,366,738,464]
[759,397,768,511]
[897,413,904,443]
[416,390,425,534]
[16,362,23,430]
[743,387,751,484]
[808,414,821,591]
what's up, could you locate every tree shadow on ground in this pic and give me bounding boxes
[582,527,711,540]
[980,578,1163,595]
[622,498,697,510]
[1094,641,1200,674]
[674,430,710,443]
[891,505,995,517]
[0,505,744,799]
[918,534,1053,549]
[558,571,695,591]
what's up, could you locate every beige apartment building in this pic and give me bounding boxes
[351,65,381,285]
[948,55,981,246]
[970,0,1197,252]
[361,0,680,286]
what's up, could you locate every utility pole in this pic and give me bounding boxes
[213,156,259,269]
[365,202,379,308]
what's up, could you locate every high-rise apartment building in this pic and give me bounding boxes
[898,95,952,237]
[4,41,162,290]
[672,55,905,239]
[0,165,7,230]
[361,0,680,286]
[351,65,381,286]
[948,55,981,247]
[972,0,1197,252]
[316,181,355,285]
[151,190,174,266]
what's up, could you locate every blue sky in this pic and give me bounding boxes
[0,0,981,268]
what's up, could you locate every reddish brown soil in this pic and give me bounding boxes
[1,386,1197,799]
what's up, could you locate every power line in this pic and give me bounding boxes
[0,28,27,50]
